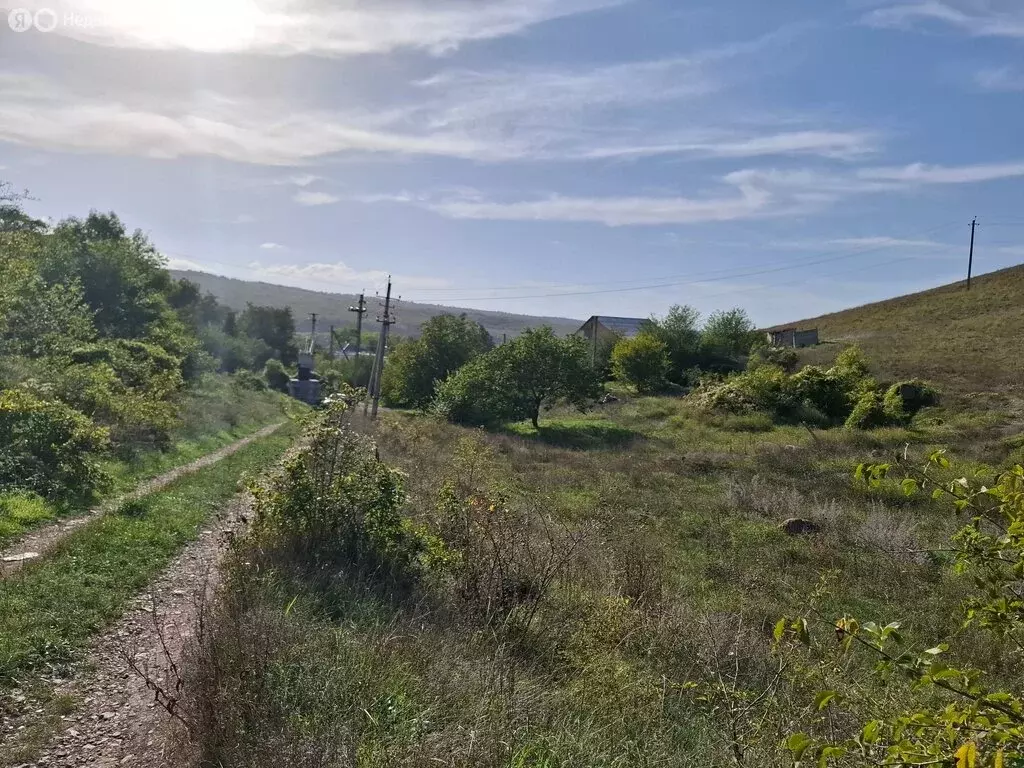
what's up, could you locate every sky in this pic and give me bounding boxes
[0,0,1022,325]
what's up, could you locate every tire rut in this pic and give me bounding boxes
[0,423,283,578]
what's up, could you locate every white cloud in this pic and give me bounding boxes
[974,67,1024,92]
[252,260,451,292]
[293,190,340,206]
[578,130,877,161]
[425,180,772,226]
[998,245,1024,257]
[0,74,500,164]
[863,1,1024,38]
[260,241,285,249]
[164,255,207,271]
[388,159,1024,227]
[860,161,1024,184]
[827,236,953,248]
[11,0,625,56]
[287,174,322,187]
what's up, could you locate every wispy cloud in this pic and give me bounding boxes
[0,54,877,166]
[10,0,626,56]
[385,159,1024,227]
[252,260,451,292]
[863,1,1024,38]
[293,190,340,206]
[259,242,285,249]
[974,66,1024,92]
[859,160,1024,184]
[287,174,322,187]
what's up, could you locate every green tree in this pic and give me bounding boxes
[434,327,600,429]
[611,333,670,394]
[381,314,492,408]
[701,308,758,359]
[645,304,702,380]
[240,304,298,366]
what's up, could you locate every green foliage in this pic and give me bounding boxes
[240,304,298,367]
[381,314,492,409]
[233,370,267,392]
[611,333,671,394]
[263,359,291,393]
[748,345,799,374]
[251,405,430,578]
[0,389,110,504]
[781,456,1024,767]
[844,390,888,429]
[694,346,932,430]
[0,491,54,543]
[701,308,758,359]
[644,304,702,380]
[434,326,601,428]
[882,379,940,425]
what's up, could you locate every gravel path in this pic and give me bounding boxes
[8,492,253,768]
[0,423,283,578]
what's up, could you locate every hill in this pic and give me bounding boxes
[170,270,582,341]
[769,264,1024,397]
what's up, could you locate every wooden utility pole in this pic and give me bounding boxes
[370,279,393,420]
[308,313,318,352]
[967,217,978,291]
[349,293,367,356]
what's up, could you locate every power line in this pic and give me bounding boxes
[400,223,957,303]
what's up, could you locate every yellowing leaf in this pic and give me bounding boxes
[955,742,977,768]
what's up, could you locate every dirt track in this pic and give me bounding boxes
[0,423,283,578]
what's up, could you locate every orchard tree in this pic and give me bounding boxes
[611,333,670,394]
[381,314,492,408]
[434,326,600,428]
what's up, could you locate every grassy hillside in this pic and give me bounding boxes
[768,264,1024,397]
[170,270,582,340]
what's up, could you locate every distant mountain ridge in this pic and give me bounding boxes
[170,270,583,340]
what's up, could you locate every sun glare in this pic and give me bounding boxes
[97,0,264,51]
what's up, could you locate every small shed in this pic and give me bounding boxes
[766,328,819,349]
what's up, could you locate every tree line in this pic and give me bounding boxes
[0,183,300,505]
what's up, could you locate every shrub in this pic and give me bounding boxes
[233,370,267,392]
[844,390,888,429]
[790,366,852,424]
[263,359,290,393]
[882,379,939,424]
[251,405,434,580]
[611,333,670,394]
[747,346,799,373]
[0,389,110,503]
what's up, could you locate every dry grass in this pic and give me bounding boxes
[766,263,1024,399]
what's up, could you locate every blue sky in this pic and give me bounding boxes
[0,0,1022,324]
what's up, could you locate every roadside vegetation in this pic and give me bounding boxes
[0,182,302,544]
[171,386,1023,766]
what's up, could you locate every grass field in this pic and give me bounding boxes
[171,387,1023,767]
[766,263,1024,399]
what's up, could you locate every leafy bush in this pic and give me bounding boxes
[0,389,109,503]
[233,370,267,392]
[748,345,799,373]
[844,390,888,429]
[251,405,433,579]
[611,333,670,394]
[882,379,939,424]
[781,456,1024,767]
[694,346,936,430]
[263,359,291,393]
